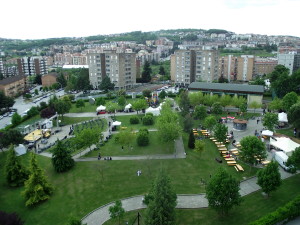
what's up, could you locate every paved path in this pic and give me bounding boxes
[82,169,296,225]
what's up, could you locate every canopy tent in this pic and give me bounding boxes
[262,130,274,137]
[145,107,160,116]
[278,112,288,123]
[96,105,106,112]
[15,144,26,156]
[112,121,122,126]
[270,137,300,156]
[125,103,132,110]
[24,129,43,142]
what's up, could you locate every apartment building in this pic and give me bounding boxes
[236,55,254,81]
[0,57,19,78]
[17,57,47,76]
[171,48,219,86]
[0,58,4,76]
[254,58,277,76]
[278,52,300,75]
[41,72,58,87]
[218,55,238,81]
[87,50,136,90]
[0,75,27,97]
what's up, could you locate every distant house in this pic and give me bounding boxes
[41,72,58,87]
[188,82,264,105]
[0,75,27,97]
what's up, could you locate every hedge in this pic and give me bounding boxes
[250,195,300,225]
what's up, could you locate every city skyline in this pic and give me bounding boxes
[1,0,299,40]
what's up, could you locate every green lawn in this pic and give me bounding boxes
[113,115,157,130]
[104,174,300,225]
[83,131,174,157]
[0,135,260,225]
[69,102,97,113]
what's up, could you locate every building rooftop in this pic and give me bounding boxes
[188,82,264,94]
[0,75,26,86]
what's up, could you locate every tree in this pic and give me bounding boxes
[269,65,292,98]
[268,97,283,112]
[157,105,181,143]
[117,96,126,108]
[137,129,149,146]
[178,90,190,116]
[189,91,204,107]
[194,140,205,155]
[286,147,300,173]
[27,106,39,118]
[109,200,125,225]
[204,115,217,132]
[282,91,298,112]
[159,65,166,75]
[34,74,42,85]
[5,145,28,187]
[213,123,228,143]
[142,89,152,98]
[193,105,207,120]
[115,129,135,150]
[0,211,24,225]
[11,113,22,127]
[132,99,148,114]
[219,94,232,110]
[206,167,242,215]
[54,98,72,119]
[23,153,54,207]
[240,136,267,167]
[158,90,167,99]
[75,99,85,112]
[96,97,106,106]
[51,140,74,173]
[145,169,177,225]
[257,161,282,197]
[262,113,278,132]
[211,102,222,114]
[232,96,246,111]
[40,107,56,119]
[288,103,300,129]
[141,61,152,83]
[76,69,92,91]
[34,89,39,95]
[105,102,119,117]
[249,101,262,113]
[0,92,15,110]
[75,128,101,151]
[99,76,115,92]
[188,130,195,149]
[0,129,24,149]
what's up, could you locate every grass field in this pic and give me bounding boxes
[113,115,157,130]
[104,174,300,225]
[83,131,174,157]
[0,135,260,225]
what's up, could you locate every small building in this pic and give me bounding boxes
[188,82,264,105]
[41,72,58,87]
[0,75,27,97]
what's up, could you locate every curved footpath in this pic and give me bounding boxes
[82,170,296,225]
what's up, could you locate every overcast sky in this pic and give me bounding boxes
[2,0,299,40]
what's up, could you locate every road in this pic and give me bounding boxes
[0,87,64,129]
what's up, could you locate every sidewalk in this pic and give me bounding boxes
[81,169,297,225]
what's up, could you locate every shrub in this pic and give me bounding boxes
[130,116,140,124]
[145,112,154,117]
[211,102,223,114]
[139,128,149,134]
[137,131,149,146]
[142,115,154,125]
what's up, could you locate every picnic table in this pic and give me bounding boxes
[227,161,237,166]
[217,144,225,148]
[215,142,223,145]
[224,157,235,161]
[236,164,244,171]
[261,160,271,166]
[218,147,227,151]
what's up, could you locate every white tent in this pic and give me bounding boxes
[96,105,106,112]
[278,112,288,123]
[270,137,300,156]
[262,130,274,136]
[145,107,160,116]
[125,103,132,109]
[15,144,26,156]
[112,121,122,126]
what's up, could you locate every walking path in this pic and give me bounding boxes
[82,169,296,225]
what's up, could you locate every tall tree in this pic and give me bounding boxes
[288,103,300,129]
[194,140,205,155]
[51,140,74,173]
[141,61,152,83]
[23,153,54,207]
[109,200,125,225]
[0,211,24,225]
[178,90,190,116]
[132,99,148,114]
[219,94,232,110]
[189,91,204,107]
[183,113,193,132]
[268,97,283,112]
[257,161,282,197]
[145,169,177,225]
[262,113,278,132]
[282,91,298,112]
[57,72,67,87]
[75,99,85,112]
[76,68,91,90]
[240,136,267,167]
[204,115,217,132]
[115,129,135,150]
[188,130,195,149]
[206,167,242,215]
[0,129,24,149]
[249,101,262,113]
[54,98,72,119]
[99,76,115,92]
[117,96,126,108]
[193,105,207,120]
[211,102,223,114]
[159,65,166,75]
[11,113,22,127]
[75,128,101,151]
[213,123,228,143]
[286,147,300,173]
[269,65,292,98]
[142,89,152,98]
[5,145,28,187]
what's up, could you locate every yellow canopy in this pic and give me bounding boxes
[24,129,43,142]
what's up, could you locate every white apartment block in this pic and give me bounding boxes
[278,52,300,75]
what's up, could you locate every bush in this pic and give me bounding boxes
[142,115,154,125]
[145,112,154,117]
[211,102,223,114]
[137,131,149,146]
[139,128,149,134]
[130,116,140,124]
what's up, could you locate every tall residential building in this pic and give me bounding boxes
[278,52,300,75]
[0,58,4,76]
[254,58,278,76]
[87,50,136,90]
[171,48,219,86]
[218,55,238,81]
[17,57,47,76]
[236,55,254,81]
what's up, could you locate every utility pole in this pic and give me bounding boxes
[137,212,141,225]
